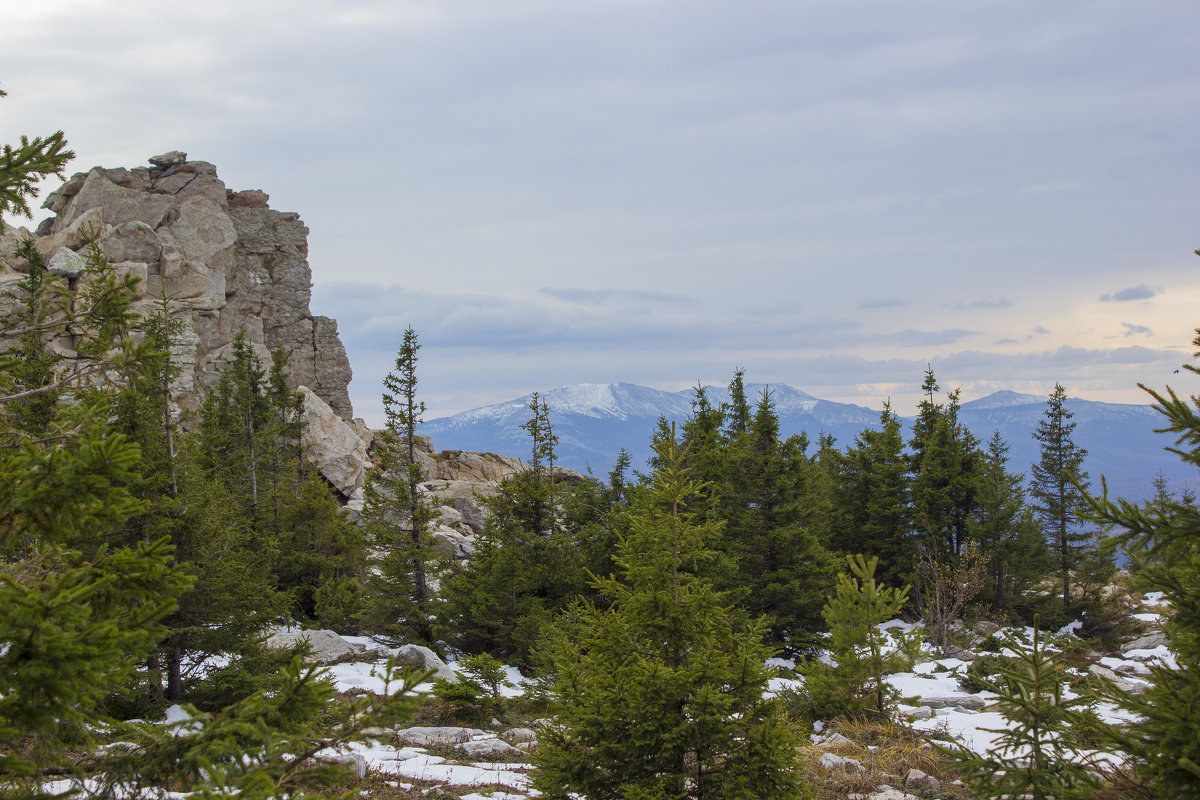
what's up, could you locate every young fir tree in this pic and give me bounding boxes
[1085,326,1200,798]
[0,85,73,227]
[797,554,918,719]
[1029,383,1097,608]
[360,327,439,643]
[533,432,808,800]
[943,621,1099,800]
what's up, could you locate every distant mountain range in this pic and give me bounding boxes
[419,383,1195,503]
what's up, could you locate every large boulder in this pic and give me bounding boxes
[265,628,368,663]
[298,386,367,498]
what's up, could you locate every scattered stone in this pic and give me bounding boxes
[457,738,520,758]
[501,727,538,743]
[918,694,987,711]
[264,628,365,663]
[899,705,934,720]
[396,726,484,746]
[298,386,368,498]
[812,720,826,734]
[848,788,919,800]
[47,247,86,277]
[905,768,940,791]
[816,732,853,747]
[973,620,1002,638]
[1122,632,1168,651]
[1088,664,1138,693]
[819,752,865,773]
[228,188,270,208]
[397,644,458,682]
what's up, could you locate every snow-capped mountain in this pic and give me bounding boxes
[420,383,1192,502]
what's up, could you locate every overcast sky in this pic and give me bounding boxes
[4,0,1198,424]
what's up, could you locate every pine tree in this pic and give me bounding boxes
[533,431,807,800]
[1029,383,1093,608]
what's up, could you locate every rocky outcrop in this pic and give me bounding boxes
[2,152,354,423]
[1,152,362,497]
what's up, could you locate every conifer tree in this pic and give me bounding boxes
[1030,383,1094,607]
[909,369,981,561]
[0,85,73,226]
[1086,326,1200,798]
[969,431,1052,613]
[831,402,912,587]
[720,387,835,650]
[798,555,917,718]
[944,621,1099,799]
[442,396,623,664]
[361,327,439,643]
[533,432,807,800]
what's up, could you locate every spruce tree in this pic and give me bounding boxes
[1029,383,1093,608]
[798,554,917,718]
[830,402,912,587]
[720,387,835,650]
[969,431,1052,613]
[361,327,439,643]
[1086,326,1200,798]
[0,85,73,226]
[909,369,981,561]
[944,621,1099,799]
[533,432,807,800]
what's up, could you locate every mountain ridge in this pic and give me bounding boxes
[420,382,1188,503]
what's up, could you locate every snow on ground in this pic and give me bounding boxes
[341,740,535,792]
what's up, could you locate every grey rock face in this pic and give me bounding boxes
[5,153,360,495]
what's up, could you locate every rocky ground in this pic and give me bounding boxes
[247,587,1169,800]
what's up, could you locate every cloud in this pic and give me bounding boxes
[955,296,1012,310]
[884,329,981,347]
[994,338,1018,344]
[1122,322,1152,337]
[1033,326,1050,335]
[1101,285,1159,302]
[538,287,686,306]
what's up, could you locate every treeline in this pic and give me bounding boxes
[407,367,1126,666]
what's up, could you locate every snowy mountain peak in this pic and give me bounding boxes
[963,390,1047,410]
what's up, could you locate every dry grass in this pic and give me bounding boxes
[797,715,972,799]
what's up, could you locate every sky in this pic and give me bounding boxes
[3,0,1198,424]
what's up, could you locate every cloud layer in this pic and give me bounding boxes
[5,1,1199,422]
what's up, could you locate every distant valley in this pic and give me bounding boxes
[421,382,1194,504]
